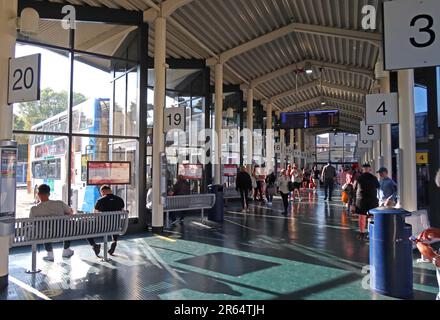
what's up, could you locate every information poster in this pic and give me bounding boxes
[224,164,238,177]
[178,164,203,180]
[87,162,131,185]
[0,149,17,218]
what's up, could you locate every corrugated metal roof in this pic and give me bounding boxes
[28,0,385,131]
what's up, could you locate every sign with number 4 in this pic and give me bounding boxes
[164,107,185,133]
[366,93,398,125]
[384,0,440,70]
[360,121,380,141]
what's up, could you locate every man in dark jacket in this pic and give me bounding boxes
[168,175,191,224]
[353,164,380,241]
[236,166,253,212]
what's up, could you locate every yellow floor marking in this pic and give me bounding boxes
[10,276,51,300]
[154,234,177,243]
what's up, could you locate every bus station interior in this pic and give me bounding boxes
[1,0,440,300]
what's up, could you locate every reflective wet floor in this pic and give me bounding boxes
[2,190,438,300]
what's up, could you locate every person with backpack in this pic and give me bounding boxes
[321,162,337,201]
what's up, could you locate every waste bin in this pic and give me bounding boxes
[208,184,224,222]
[369,207,413,299]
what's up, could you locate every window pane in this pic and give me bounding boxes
[71,137,138,218]
[14,44,71,132]
[73,54,139,137]
[14,133,69,219]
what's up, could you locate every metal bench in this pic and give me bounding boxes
[12,211,129,273]
[164,194,216,228]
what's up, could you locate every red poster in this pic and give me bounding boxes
[87,162,131,185]
[223,164,238,177]
[178,164,203,180]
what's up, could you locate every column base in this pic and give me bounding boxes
[151,226,164,234]
[0,274,8,291]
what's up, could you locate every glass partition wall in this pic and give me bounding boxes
[13,20,143,221]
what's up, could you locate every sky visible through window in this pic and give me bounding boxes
[15,44,172,106]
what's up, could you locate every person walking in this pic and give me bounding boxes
[265,170,277,205]
[30,184,75,261]
[278,169,291,216]
[377,167,397,207]
[291,165,303,201]
[87,185,125,256]
[321,162,337,201]
[236,166,253,212]
[353,164,380,241]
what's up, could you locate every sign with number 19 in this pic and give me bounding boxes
[164,107,185,133]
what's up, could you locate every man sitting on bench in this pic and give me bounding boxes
[29,184,75,262]
[87,185,125,257]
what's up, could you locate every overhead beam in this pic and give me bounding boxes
[144,0,195,21]
[250,60,374,88]
[322,82,367,95]
[207,22,381,65]
[270,81,366,103]
[292,23,382,46]
[284,96,364,112]
[271,81,319,102]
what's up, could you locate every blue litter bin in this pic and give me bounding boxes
[369,207,413,299]
[208,185,224,222]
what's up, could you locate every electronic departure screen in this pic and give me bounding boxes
[280,112,308,129]
[308,110,339,128]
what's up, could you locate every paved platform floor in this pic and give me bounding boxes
[2,190,438,300]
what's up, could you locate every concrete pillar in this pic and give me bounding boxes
[297,129,303,166]
[246,88,253,167]
[265,103,273,172]
[280,129,285,169]
[0,0,17,290]
[151,16,166,232]
[214,63,223,184]
[380,73,392,175]
[398,70,417,212]
[289,129,294,164]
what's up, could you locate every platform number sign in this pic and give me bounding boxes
[358,139,372,149]
[164,107,185,132]
[383,0,440,70]
[8,54,41,104]
[274,143,282,154]
[360,121,380,141]
[366,93,399,125]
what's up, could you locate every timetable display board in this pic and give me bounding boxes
[280,112,308,129]
[87,162,131,185]
[178,164,203,180]
[308,110,339,128]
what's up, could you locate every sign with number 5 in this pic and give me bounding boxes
[384,0,440,70]
[8,54,41,104]
[366,93,399,125]
[360,121,380,141]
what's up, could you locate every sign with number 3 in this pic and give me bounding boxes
[365,93,399,125]
[384,0,440,70]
